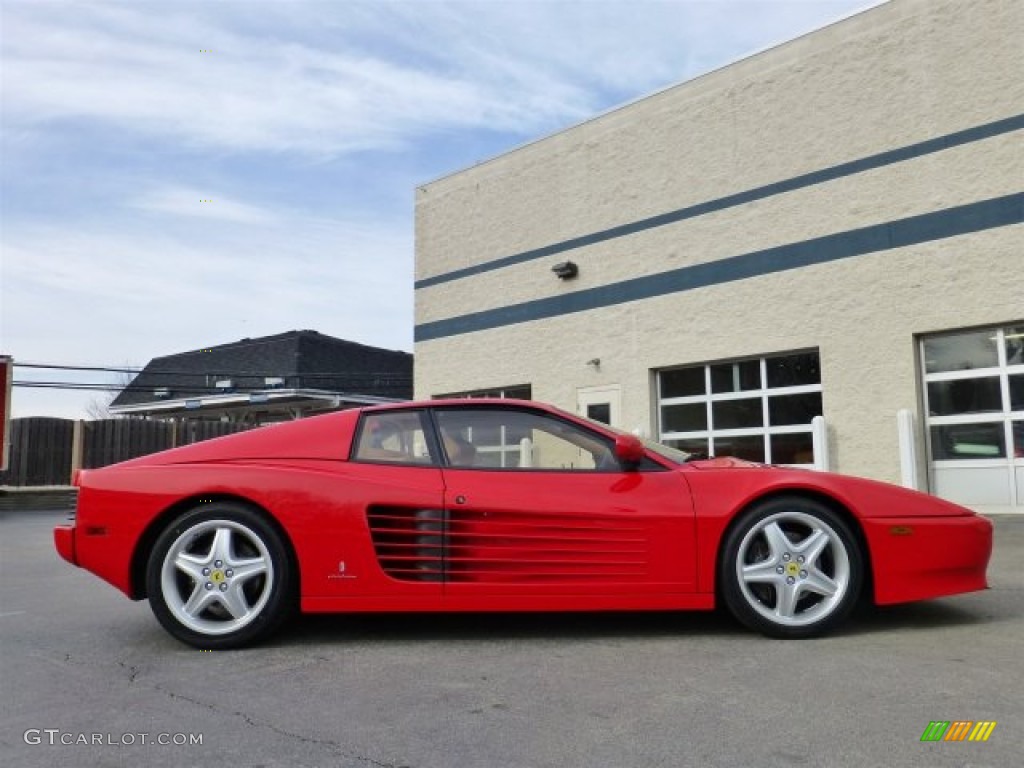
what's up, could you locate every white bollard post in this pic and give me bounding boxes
[811,415,829,472]
[897,408,920,489]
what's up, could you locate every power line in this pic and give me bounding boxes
[14,363,411,381]
[15,363,144,373]
[13,382,126,392]
[14,380,410,393]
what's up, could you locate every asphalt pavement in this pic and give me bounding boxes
[1,508,1021,768]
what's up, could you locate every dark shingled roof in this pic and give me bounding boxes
[111,330,412,407]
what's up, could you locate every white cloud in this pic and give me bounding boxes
[130,185,276,223]
[2,1,880,157]
[2,207,413,366]
[1,1,587,157]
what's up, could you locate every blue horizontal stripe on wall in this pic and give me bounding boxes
[415,192,1024,342]
[415,113,1024,290]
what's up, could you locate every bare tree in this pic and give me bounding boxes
[85,369,136,420]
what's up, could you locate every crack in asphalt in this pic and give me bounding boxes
[152,683,412,768]
[117,660,141,683]
[58,655,403,768]
[58,651,402,767]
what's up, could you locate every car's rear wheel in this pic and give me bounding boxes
[146,503,295,649]
[720,496,863,638]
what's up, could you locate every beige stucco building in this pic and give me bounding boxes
[414,0,1024,512]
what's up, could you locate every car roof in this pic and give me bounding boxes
[362,398,549,412]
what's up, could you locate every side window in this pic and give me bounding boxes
[435,409,614,471]
[353,411,435,465]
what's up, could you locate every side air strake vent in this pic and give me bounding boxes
[367,507,445,582]
[367,507,650,584]
[446,509,647,582]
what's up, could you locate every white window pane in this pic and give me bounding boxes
[923,330,999,373]
[1005,327,1024,366]
[927,377,1003,416]
[1009,375,1024,411]
[930,423,1006,460]
[660,367,705,398]
[768,392,823,425]
[765,352,820,388]
[713,434,765,462]
[665,437,708,456]
[770,432,815,464]
[661,403,707,432]
[712,398,763,429]
[710,360,760,393]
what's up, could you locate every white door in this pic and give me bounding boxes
[577,385,622,428]
[923,324,1024,512]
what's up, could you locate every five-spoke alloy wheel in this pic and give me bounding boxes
[721,496,863,638]
[146,503,295,649]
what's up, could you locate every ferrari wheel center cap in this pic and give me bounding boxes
[211,570,226,584]
[785,562,800,577]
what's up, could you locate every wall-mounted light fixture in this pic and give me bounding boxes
[551,261,578,279]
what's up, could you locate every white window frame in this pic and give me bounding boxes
[434,385,532,400]
[922,325,1024,506]
[657,352,823,466]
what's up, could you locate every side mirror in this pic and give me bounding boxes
[613,434,645,467]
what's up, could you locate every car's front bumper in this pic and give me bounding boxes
[863,514,993,605]
[54,524,77,566]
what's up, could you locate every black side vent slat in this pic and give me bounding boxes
[367,507,446,582]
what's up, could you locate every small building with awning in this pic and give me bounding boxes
[110,330,411,424]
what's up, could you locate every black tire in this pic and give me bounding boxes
[720,496,863,639]
[145,502,296,649]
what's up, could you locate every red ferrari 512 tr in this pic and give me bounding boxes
[54,399,993,648]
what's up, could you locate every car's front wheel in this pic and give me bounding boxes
[720,496,863,638]
[146,503,295,649]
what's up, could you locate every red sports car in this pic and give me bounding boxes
[54,399,992,648]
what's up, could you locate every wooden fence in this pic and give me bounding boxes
[0,418,252,487]
[0,418,75,486]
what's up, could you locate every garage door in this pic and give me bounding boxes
[923,324,1024,510]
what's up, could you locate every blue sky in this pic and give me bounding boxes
[1,0,879,419]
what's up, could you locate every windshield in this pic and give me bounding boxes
[570,409,692,465]
[638,438,693,465]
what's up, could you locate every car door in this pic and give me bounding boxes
[344,409,446,599]
[433,406,697,601]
